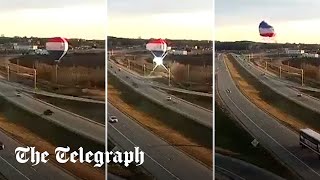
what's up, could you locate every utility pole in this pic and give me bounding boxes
[34,69,37,90]
[17,59,19,74]
[265,61,268,71]
[168,68,171,86]
[279,66,282,78]
[55,64,58,84]
[143,64,146,76]
[7,65,9,81]
[301,69,304,86]
[187,64,190,82]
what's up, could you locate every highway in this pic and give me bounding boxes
[231,53,320,115]
[0,80,105,145]
[216,54,320,180]
[111,60,212,98]
[108,60,213,128]
[0,79,105,104]
[215,153,285,180]
[0,128,76,180]
[107,103,212,180]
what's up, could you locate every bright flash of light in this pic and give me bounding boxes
[152,57,168,72]
[153,57,163,66]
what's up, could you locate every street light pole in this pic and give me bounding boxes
[34,69,37,90]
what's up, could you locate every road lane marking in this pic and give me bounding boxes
[108,123,180,180]
[220,70,320,177]
[215,165,246,180]
[0,155,31,180]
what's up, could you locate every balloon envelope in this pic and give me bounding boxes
[146,39,167,57]
[46,37,69,62]
[259,21,275,37]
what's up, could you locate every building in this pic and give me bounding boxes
[171,50,187,55]
[302,53,319,58]
[284,48,304,55]
[13,44,38,51]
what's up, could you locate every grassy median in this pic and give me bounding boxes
[215,100,297,179]
[225,54,320,132]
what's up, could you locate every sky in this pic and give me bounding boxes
[216,0,320,44]
[0,0,105,40]
[108,0,213,40]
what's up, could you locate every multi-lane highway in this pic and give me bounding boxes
[108,60,213,128]
[215,153,285,180]
[231,53,320,115]
[107,103,212,180]
[0,80,105,145]
[0,129,77,180]
[216,54,320,180]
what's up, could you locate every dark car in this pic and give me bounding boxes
[0,142,4,150]
[43,109,53,116]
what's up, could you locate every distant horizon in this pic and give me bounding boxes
[108,35,212,42]
[215,40,320,45]
[0,35,104,41]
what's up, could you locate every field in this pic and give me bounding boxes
[1,53,105,99]
[112,53,212,93]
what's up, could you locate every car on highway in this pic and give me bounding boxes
[0,142,4,150]
[43,109,53,116]
[109,116,118,123]
[226,89,231,93]
[16,92,21,97]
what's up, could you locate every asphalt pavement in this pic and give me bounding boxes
[0,80,105,145]
[108,60,213,128]
[231,53,320,115]
[107,103,212,180]
[0,129,76,180]
[216,54,320,180]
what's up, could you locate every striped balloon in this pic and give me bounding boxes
[46,37,69,62]
[146,39,167,57]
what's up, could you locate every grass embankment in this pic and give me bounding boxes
[107,140,152,180]
[32,95,149,179]
[33,95,105,125]
[107,72,213,168]
[0,98,105,180]
[299,89,320,99]
[163,90,212,110]
[215,101,297,179]
[226,54,320,132]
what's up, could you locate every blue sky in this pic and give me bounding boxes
[108,0,213,40]
[0,0,105,39]
[215,0,320,43]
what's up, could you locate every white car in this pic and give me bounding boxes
[166,96,172,101]
[109,116,118,123]
[16,92,21,97]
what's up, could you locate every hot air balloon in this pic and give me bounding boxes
[146,39,169,73]
[46,37,69,63]
[259,21,276,43]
